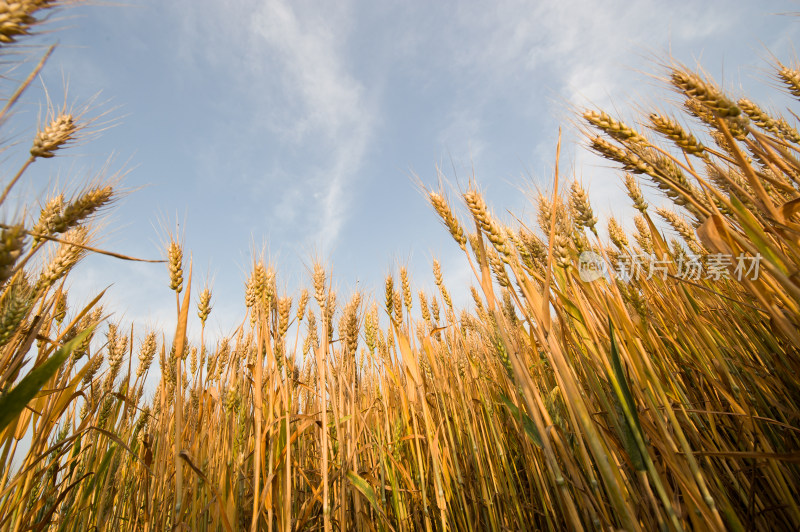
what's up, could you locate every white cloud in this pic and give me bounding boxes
[168,0,375,253]
[446,0,744,108]
[251,2,359,138]
[417,0,771,244]
[253,2,374,252]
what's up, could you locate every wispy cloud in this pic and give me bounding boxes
[401,0,762,241]
[250,1,373,251]
[446,1,740,98]
[169,0,374,253]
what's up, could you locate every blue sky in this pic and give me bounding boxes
[7,1,800,342]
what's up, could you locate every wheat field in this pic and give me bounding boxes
[0,2,799,531]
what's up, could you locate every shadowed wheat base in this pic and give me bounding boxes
[1,3,800,531]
